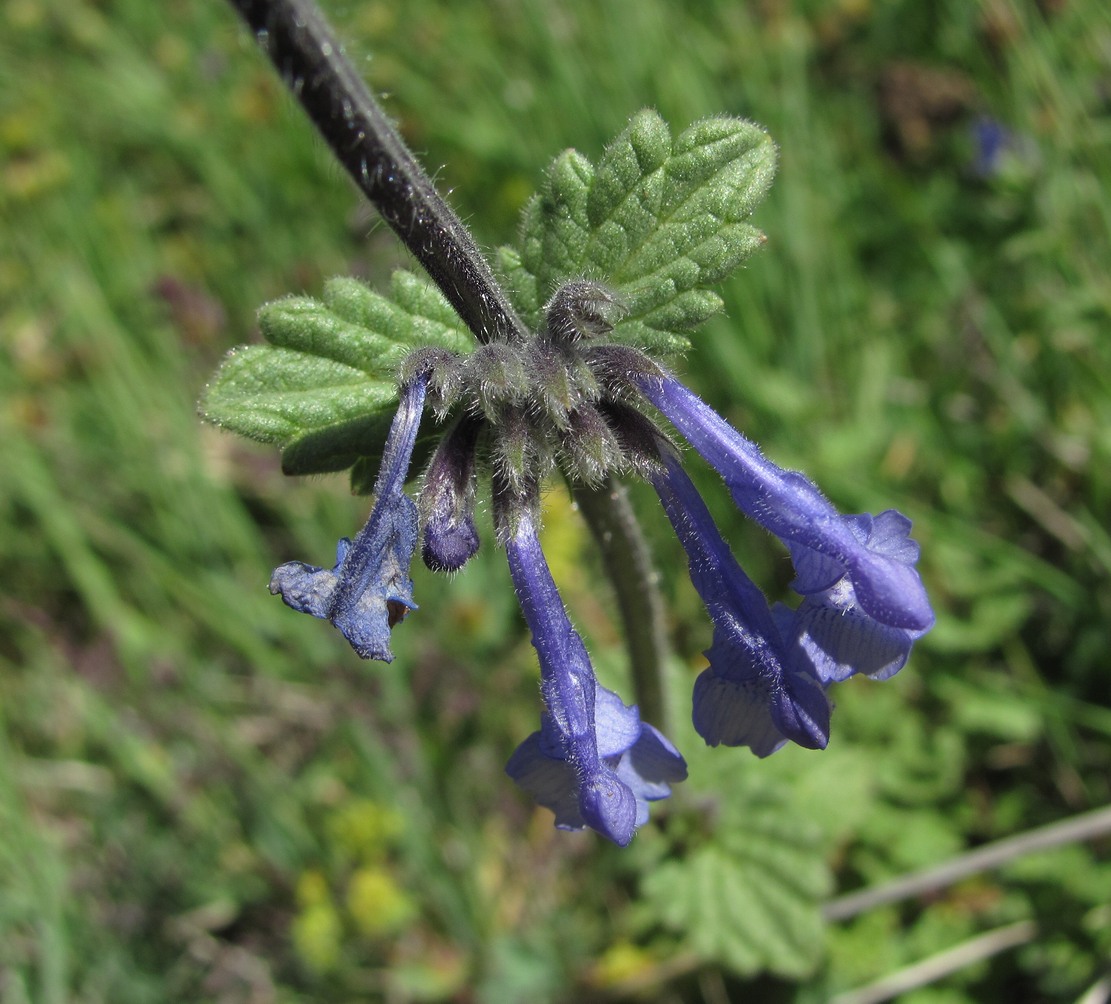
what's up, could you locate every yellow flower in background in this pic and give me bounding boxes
[346,865,417,938]
[327,799,406,862]
[590,939,657,988]
[292,899,342,974]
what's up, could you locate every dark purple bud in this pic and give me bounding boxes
[420,415,483,572]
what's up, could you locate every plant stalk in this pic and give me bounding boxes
[226,0,526,344]
[823,802,1111,921]
[575,480,669,728]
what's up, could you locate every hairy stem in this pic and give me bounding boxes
[226,0,526,344]
[575,479,669,728]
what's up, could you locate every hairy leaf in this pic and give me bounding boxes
[200,272,471,478]
[201,113,774,477]
[498,109,776,355]
[641,787,830,979]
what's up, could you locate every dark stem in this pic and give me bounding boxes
[575,479,669,728]
[226,0,526,345]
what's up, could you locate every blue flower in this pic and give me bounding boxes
[968,115,1036,180]
[269,374,429,662]
[628,373,934,756]
[651,444,830,755]
[971,115,1011,178]
[503,502,686,845]
[636,375,934,635]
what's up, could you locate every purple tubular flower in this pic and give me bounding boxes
[504,506,686,845]
[420,414,482,572]
[636,376,934,635]
[269,374,429,661]
[651,446,830,755]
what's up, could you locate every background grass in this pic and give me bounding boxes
[2,0,1111,1001]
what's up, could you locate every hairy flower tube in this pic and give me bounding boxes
[650,443,830,756]
[267,279,932,841]
[633,375,935,637]
[502,492,687,845]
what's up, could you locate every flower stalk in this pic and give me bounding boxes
[573,479,669,729]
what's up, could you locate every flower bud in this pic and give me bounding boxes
[543,280,621,344]
[419,416,482,572]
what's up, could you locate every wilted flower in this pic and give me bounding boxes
[269,373,428,662]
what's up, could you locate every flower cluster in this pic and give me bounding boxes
[271,281,933,845]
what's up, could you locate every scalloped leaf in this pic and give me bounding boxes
[498,109,776,355]
[640,787,830,979]
[200,271,471,479]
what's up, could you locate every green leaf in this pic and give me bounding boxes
[202,113,775,475]
[199,271,471,480]
[498,109,776,355]
[641,787,830,979]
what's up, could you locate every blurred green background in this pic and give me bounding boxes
[2,0,1110,1000]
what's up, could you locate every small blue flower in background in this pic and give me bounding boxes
[266,281,933,842]
[971,115,1011,178]
[968,114,1039,181]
